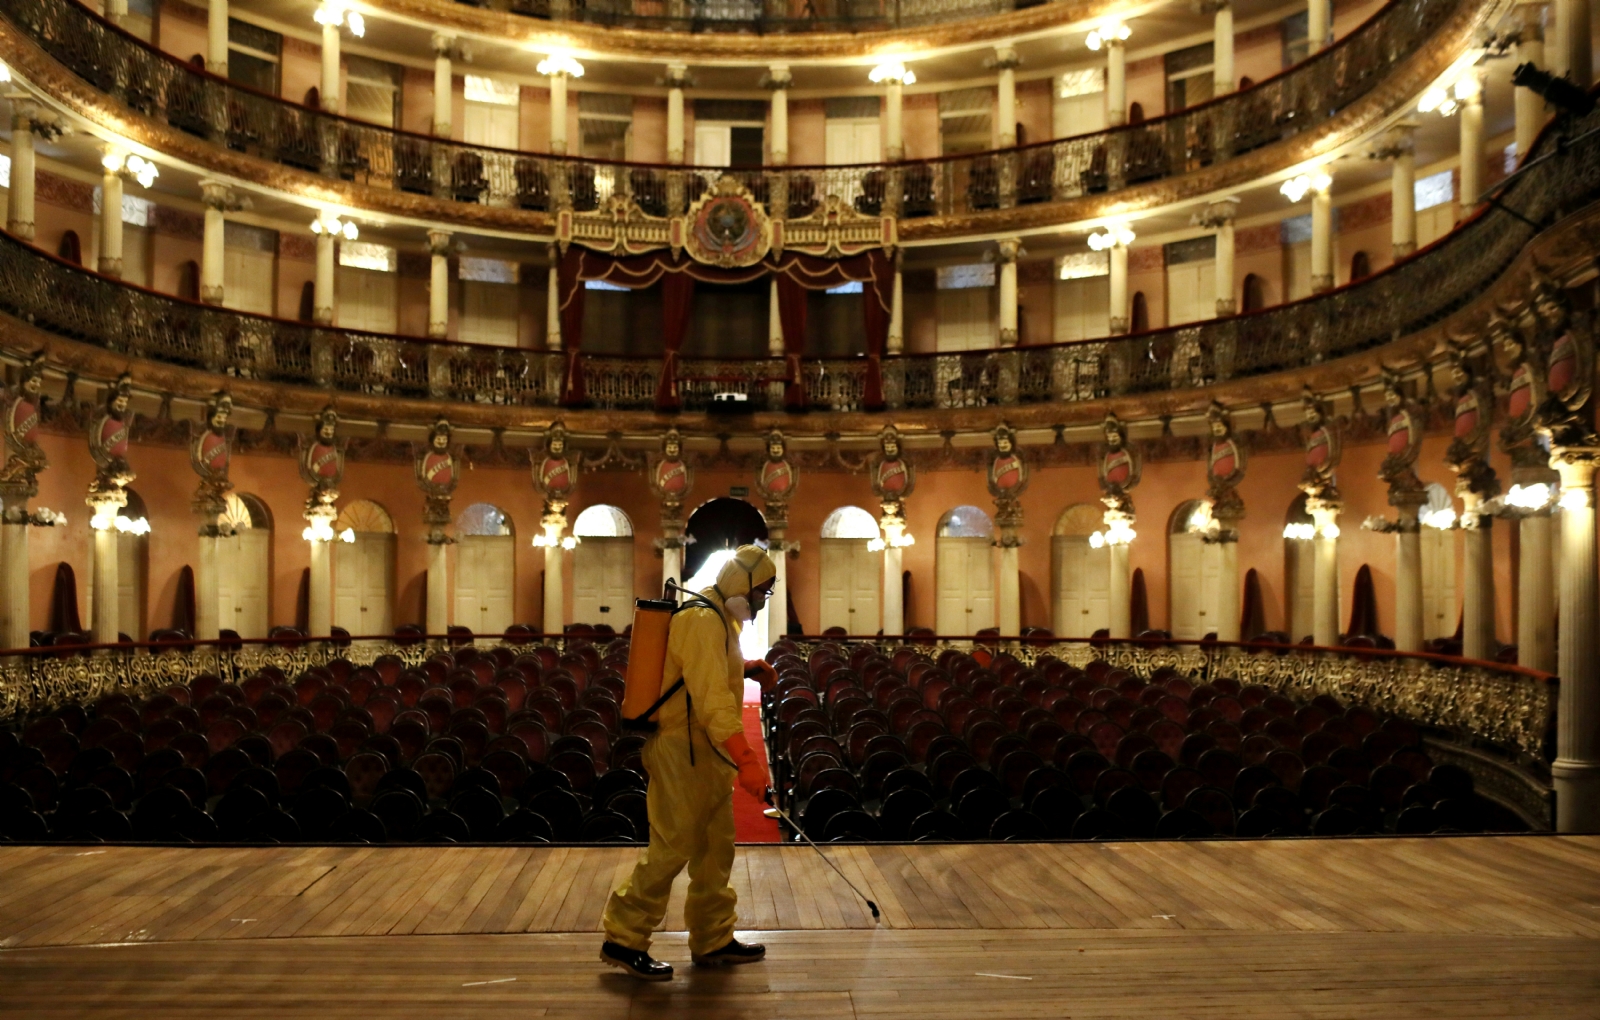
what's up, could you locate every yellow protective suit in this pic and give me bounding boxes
[602,545,776,956]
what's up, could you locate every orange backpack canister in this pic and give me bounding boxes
[622,598,677,729]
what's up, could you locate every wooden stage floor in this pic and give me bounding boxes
[1,835,1598,1017]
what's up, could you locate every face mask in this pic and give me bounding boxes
[724,596,752,622]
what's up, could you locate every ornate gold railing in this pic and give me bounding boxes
[3,0,1459,223]
[503,0,1023,34]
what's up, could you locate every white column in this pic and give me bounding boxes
[1458,68,1485,213]
[1108,240,1130,334]
[308,530,332,635]
[768,277,784,357]
[997,238,1020,347]
[432,35,454,138]
[0,518,29,649]
[321,20,341,113]
[1461,503,1496,659]
[1107,537,1132,638]
[428,229,451,339]
[1554,0,1592,88]
[1553,455,1599,831]
[90,508,120,644]
[1205,198,1239,316]
[1308,0,1329,54]
[998,543,1020,635]
[995,46,1018,147]
[885,80,905,160]
[1519,511,1556,672]
[208,0,229,77]
[7,104,36,242]
[546,253,562,350]
[99,161,124,279]
[661,543,682,596]
[1394,497,1425,653]
[543,545,565,635]
[666,64,687,165]
[548,72,569,156]
[768,65,790,164]
[1515,6,1547,162]
[1310,174,1334,293]
[1213,1,1235,94]
[195,531,220,640]
[882,540,904,636]
[200,181,228,305]
[427,539,449,634]
[1106,38,1127,127]
[1309,499,1340,645]
[1390,125,1417,258]
[314,228,336,325]
[887,259,904,355]
[1215,537,1240,641]
[770,546,789,638]
[104,0,128,26]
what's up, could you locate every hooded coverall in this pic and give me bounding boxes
[601,547,776,956]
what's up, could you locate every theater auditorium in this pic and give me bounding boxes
[0,0,1598,1010]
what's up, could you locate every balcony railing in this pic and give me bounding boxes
[2,85,1591,413]
[501,0,1021,33]
[5,0,1460,225]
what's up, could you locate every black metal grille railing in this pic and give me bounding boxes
[4,0,1460,223]
[503,0,1019,33]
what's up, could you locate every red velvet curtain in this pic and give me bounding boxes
[557,247,586,406]
[653,273,698,411]
[775,274,808,411]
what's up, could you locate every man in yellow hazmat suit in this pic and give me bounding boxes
[600,544,776,981]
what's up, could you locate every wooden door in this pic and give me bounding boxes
[335,533,393,635]
[1168,528,1204,639]
[1421,527,1457,640]
[572,536,634,629]
[1166,259,1216,325]
[117,533,146,640]
[456,534,515,634]
[820,538,881,635]
[694,124,732,167]
[937,537,994,636]
[1287,538,1317,642]
[1052,535,1110,637]
[218,529,270,638]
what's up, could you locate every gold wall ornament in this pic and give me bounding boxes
[189,390,234,522]
[298,406,346,513]
[0,349,48,506]
[414,416,459,541]
[1299,386,1341,502]
[681,177,772,268]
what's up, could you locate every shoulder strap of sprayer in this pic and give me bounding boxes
[627,580,732,726]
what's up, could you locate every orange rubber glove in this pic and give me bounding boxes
[722,731,770,801]
[743,659,777,691]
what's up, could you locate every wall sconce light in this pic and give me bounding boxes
[1086,22,1130,51]
[311,214,359,240]
[1280,171,1332,203]
[1087,224,1135,250]
[537,53,585,79]
[315,1,365,37]
[868,62,916,85]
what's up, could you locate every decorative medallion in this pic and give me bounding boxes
[681,177,772,268]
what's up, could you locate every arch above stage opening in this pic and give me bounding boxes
[684,497,769,579]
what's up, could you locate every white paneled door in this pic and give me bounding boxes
[455,534,516,636]
[572,536,634,630]
[217,528,271,638]
[935,536,996,636]
[1051,535,1110,637]
[819,537,881,635]
[334,532,394,636]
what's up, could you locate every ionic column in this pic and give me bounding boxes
[314,215,336,325]
[1515,5,1547,162]
[994,45,1019,147]
[1107,235,1131,334]
[432,34,455,138]
[997,238,1021,347]
[1214,535,1240,641]
[768,277,784,357]
[1460,496,1497,659]
[1308,498,1341,645]
[1384,123,1417,258]
[1553,0,1592,88]
[208,0,229,77]
[998,539,1021,636]
[546,245,562,350]
[426,537,449,635]
[887,254,904,355]
[769,541,789,639]
[884,74,906,161]
[666,64,688,165]
[1310,171,1334,293]
[199,180,233,305]
[1211,1,1235,94]
[660,536,683,597]
[1552,452,1600,831]
[547,68,571,156]
[766,65,790,164]
[88,496,124,644]
[99,154,124,279]
[1105,510,1135,638]
[428,229,451,339]
[7,101,37,242]
[1458,68,1485,213]
[881,518,905,636]
[195,526,220,640]
[1393,493,1426,652]
[1105,35,1128,127]
[1520,510,1556,672]
[320,12,341,113]
[1195,198,1239,316]
[104,0,128,26]
[1308,0,1329,54]
[305,509,334,635]
[0,505,31,649]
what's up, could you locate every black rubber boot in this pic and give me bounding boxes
[691,937,767,967]
[600,941,674,981]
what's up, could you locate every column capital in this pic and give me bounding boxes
[664,63,693,89]
[199,180,248,212]
[1552,447,1600,497]
[431,32,459,58]
[427,229,453,256]
[760,65,792,89]
[1196,0,1231,12]
[1368,121,1417,161]
[995,237,1024,263]
[1191,196,1240,229]
[988,45,1022,70]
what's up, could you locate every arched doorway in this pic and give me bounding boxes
[218,493,271,638]
[935,505,995,636]
[684,497,770,581]
[819,506,881,635]
[1420,482,1458,640]
[1168,499,1221,640]
[454,503,515,635]
[1284,494,1317,641]
[333,500,396,635]
[572,504,635,630]
[1052,503,1109,637]
[87,489,150,639]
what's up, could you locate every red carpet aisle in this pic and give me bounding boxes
[735,705,781,842]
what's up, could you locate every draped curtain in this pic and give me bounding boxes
[554,246,893,412]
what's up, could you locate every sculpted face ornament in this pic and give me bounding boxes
[1,351,49,500]
[300,405,346,511]
[87,373,137,499]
